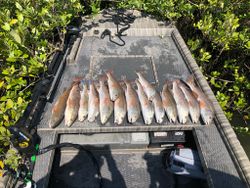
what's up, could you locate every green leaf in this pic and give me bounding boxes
[10,30,22,44]
[15,2,23,11]
[17,13,24,22]
[17,97,23,105]
[6,99,14,109]
[0,81,4,88]
[2,23,10,31]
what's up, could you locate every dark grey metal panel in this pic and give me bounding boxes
[193,126,247,188]
[33,131,58,188]
[59,132,149,149]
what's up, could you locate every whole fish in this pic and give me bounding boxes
[87,80,99,122]
[65,83,81,127]
[152,92,165,124]
[78,81,88,122]
[106,71,123,101]
[49,84,73,128]
[171,80,189,124]
[135,79,154,125]
[161,83,177,123]
[114,92,127,125]
[136,72,157,101]
[185,76,214,125]
[97,77,113,124]
[178,82,200,123]
[124,79,140,123]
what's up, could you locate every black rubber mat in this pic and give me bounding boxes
[48,148,208,188]
[49,149,173,188]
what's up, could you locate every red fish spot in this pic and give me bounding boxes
[199,100,206,108]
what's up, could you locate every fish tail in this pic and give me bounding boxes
[165,80,173,88]
[135,78,140,85]
[105,69,114,75]
[186,75,195,85]
[73,76,84,83]
[121,75,128,83]
[99,74,107,82]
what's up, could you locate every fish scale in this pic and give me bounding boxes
[135,79,154,125]
[161,83,177,123]
[98,78,113,124]
[78,82,88,122]
[179,82,200,123]
[64,83,81,127]
[106,71,123,101]
[172,80,189,124]
[124,80,140,123]
[87,81,99,122]
[185,76,214,125]
[114,92,127,125]
[152,92,165,124]
[49,84,73,128]
[136,72,157,101]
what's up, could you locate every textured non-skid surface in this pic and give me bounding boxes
[194,126,247,188]
[38,35,203,130]
[33,9,250,188]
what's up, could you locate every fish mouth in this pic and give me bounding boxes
[88,117,95,122]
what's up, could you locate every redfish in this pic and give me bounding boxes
[171,80,189,124]
[49,84,73,128]
[87,80,99,122]
[97,77,113,124]
[135,79,154,125]
[136,72,157,101]
[152,92,165,124]
[114,91,127,125]
[178,82,200,123]
[78,81,88,122]
[185,76,214,125]
[64,83,81,127]
[161,83,177,123]
[106,71,123,101]
[124,79,140,123]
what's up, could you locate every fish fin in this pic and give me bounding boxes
[121,75,128,83]
[165,80,173,89]
[191,91,199,99]
[135,78,140,85]
[105,69,114,74]
[172,79,181,85]
[99,74,107,82]
[73,76,84,83]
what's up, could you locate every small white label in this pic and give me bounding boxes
[154,132,168,137]
[175,131,184,136]
[132,133,147,142]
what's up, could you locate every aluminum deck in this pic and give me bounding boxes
[33,9,250,188]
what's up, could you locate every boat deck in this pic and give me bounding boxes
[32,9,250,188]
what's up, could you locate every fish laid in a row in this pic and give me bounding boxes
[49,72,214,128]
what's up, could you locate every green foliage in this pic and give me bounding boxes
[3,149,21,171]
[0,0,83,162]
[90,0,101,15]
[118,0,250,123]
